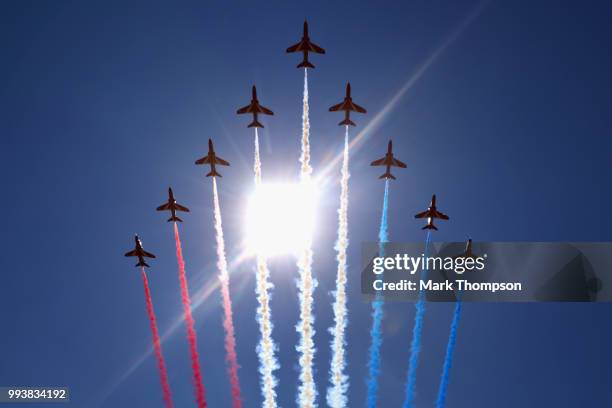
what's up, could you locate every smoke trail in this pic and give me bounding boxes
[255,256,279,408]
[254,128,263,185]
[299,69,313,179]
[327,126,350,408]
[378,181,390,250]
[252,128,279,408]
[140,267,174,408]
[173,223,207,408]
[435,300,462,408]
[210,180,243,408]
[297,68,317,407]
[402,231,432,408]
[365,179,390,408]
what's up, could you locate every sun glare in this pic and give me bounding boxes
[245,182,318,257]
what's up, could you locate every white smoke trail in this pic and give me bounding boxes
[210,180,242,408]
[254,128,263,185]
[297,68,317,408]
[327,126,350,408]
[255,256,278,408]
[300,70,313,179]
[253,128,279,408]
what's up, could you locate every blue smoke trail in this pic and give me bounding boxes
[402,230,432,408]
[435,299,462,408]
[365,179,389,408]
[378,181,390,250]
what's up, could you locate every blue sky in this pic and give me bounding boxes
[1,0,612,406]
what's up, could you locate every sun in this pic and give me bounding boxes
[245,182,318,257]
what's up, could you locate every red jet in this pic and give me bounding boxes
[236,85,274,128]
[329,82,367,126]
[286,20,325,69]
[156,187,190,222]
[370,140,407,179]
[415,195,450,230]
[124,235,156,268]
[195,139,230,178]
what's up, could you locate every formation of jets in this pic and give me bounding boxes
[126,20,456,267]
[415,194,450,230]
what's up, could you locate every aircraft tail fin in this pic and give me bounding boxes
[206,170,222,178]
[422,224,438,231]
[168,216,183,222]
[379,172,396,180]
[297,60,315,69]
[339,118,356,126]
[136,261,150,268]
[248,120,264,128]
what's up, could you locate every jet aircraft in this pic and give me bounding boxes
[414,194,450,230]
[156,188,190,222]
[370,140,407,179]
[195,139,230,178]
[286,20,325,68]
[236,85,274,128]
[329,82,367,126]
[124,235,156,268]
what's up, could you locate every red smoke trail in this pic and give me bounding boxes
[173,223,207,408]
[140,267,174,408]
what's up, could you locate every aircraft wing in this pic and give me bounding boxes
[414,210,430,219]
[351,102,367,113]
[286,42,303,53]
[370,157,387,166]
[237,104,253,114]
[258,105,274,115]
[124,249,138,257]
[195,156,211,165]
[175,203,190,212]
[308,42,325,54]
[435,210,449,220]
[142,250,156,259]
[156,203,170,211]
[214,156,230,166]
[329,101,344,112]
[392,158,407,168]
